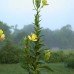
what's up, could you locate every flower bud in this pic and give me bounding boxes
[42,0,49,7]
[44,50,51,61]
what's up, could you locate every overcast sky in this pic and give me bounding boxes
[0,0,74,30]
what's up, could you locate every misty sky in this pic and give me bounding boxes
[0,0,74,30]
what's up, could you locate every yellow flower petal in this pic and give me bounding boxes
[28,35,32,40]
[28,33,38,41]
[32,34,37,38]
[0,29,3,36]
[0,34,5,41]
[32,39,37,41]
[32,34,37,41]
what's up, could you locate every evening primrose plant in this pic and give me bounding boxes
[21,0,53,74]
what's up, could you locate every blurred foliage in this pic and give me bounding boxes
[65,53,74,69]
[49,51,65,63]
[0,39,20,64]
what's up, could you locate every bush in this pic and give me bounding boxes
[49,51,65,63]
[67,61,74,69]
[0,40,20,64]
[65,53,74,69]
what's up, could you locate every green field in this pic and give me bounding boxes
[0,63,74,74]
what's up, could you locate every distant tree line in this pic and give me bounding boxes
[0,21,74,49]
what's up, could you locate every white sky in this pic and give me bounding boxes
[0,0,74,30]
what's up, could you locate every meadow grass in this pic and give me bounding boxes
[52,49,74,54]
[0,63,74,74]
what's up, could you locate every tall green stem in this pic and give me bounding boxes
[33,7,41,74]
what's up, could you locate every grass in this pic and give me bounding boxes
[0,64,26,74]
[52,49,74,55]
[0,63,74,74]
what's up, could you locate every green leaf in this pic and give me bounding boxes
[37,60,45,64]
[40,64,53,72]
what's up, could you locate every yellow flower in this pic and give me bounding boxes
[0,29,5,41]
[44,50,51,61]
[0,29,3,36]
[42,0,49,6]
[28,33,38,41]
[0,34,5,40]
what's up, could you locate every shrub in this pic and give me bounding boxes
[65,53,74,69]
[0,40,20,64]
[49,51,65,63]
